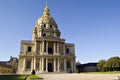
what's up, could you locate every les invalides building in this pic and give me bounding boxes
[18,2,76,74]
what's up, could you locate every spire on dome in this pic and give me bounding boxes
[43,0,50,16]
[46,0,48,8]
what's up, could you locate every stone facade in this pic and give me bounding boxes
[18,3,76,74]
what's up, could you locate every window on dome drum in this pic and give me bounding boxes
[67,61,70,68]
[27,46,32,52]
[50,25,52,28]
[44,24,46,28]
[43,33,46,37]
[66,48,69,54]
[26,61,31,69]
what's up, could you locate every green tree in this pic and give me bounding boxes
[97,60,106,72]
[106,56,120,71]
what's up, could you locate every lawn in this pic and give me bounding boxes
[0,75,42,80]
[0,75,27,80]
[83,71,120,74]
[29,75,43,79]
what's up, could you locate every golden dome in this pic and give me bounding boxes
[36,2,57,28]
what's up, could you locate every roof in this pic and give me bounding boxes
[80,62,98,67]
[0,61,12,68]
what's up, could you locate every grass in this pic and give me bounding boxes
[29,75,42,79]
[0,74,42,80]
[0,75,27,80]
[82,71,120,74]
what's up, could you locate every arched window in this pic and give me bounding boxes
[27,46,32,52]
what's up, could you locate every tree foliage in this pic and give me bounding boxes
[98,56,120,72]
[97,60,106,72]
[105,56,120,71]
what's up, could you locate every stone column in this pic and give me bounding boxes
[41,58,44,71]
[39,42,41,54]
[34,41,37,54]
[56,42,57,53]
[63,44,65,55]
[42,41,44,53]
[64,58,66,72]
[23,58,25,71]
[54,42,56,54]
[46,41,48,53]
[39,58,41,71]
[46,58,48,72]
[57,58,60,72]
[54,58,56,72]
[34,58,36,70]
[73,59,76,72]
[31,58,34,71]
[71,59,73,72]
[57,42,59,53]
[40,31,42,37]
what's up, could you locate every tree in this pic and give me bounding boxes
[106,56,120,71]
[97,60,106,72]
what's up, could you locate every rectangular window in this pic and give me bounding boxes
[28,46,32,52]
[67,61,70,68]
[48,47,53,54]
[26,61,31,69]
[66,48,69,53]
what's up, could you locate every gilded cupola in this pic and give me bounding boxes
[32,2,61,40]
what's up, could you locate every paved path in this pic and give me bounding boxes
[38,73,120,80]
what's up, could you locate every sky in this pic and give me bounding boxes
[0,0,120,64]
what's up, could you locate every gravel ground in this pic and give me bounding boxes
[39,73,120,80]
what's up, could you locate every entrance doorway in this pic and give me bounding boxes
[48,63,53,72]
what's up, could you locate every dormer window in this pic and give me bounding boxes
[27,46,32,52]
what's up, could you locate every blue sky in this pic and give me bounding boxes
[0,0,120,63]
